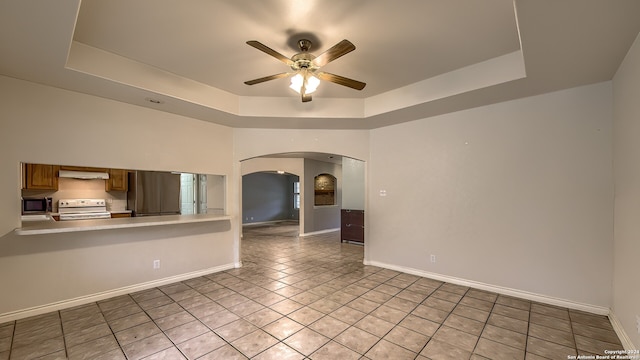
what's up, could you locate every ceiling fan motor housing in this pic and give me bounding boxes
[291,39,317,71]
[291,53,316,71]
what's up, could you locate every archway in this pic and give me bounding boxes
[238,152,366,263]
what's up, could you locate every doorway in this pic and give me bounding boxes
[242,171,300,226]
[239,153,365,241]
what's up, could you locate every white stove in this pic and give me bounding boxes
[58,199,111,221]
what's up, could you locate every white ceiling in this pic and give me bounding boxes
[1,0,639,129]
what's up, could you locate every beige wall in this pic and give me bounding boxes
[369,82,614,308]
[232,128,370,163]
[613,33,640,348]
[0,76,236,317]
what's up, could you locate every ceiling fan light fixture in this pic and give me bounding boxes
[245,38,365,102]
[289,73,320,94]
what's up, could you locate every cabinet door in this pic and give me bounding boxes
[24,163,59,190]
[341,209,365,243]
[110,212,131,218]
[106,169,128,191]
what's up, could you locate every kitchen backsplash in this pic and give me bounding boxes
[22,178,127,212]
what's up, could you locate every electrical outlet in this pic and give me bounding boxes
[153,259,160,269]
[430,255,436,263]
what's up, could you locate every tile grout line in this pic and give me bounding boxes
[524,300,532,358]
[6,320,16,360]
[416,281,450,357]
[58,310,69,359]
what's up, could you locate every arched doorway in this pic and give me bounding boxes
[242,171,300,225]
[238,153,365,256]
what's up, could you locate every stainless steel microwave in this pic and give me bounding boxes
[22,197,52,214]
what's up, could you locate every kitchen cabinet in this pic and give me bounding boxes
[110,212,131,218]
[23,163,59,190]
[341,209,364,243]
[106,169,128,192]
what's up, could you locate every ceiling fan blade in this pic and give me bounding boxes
[312,39,356,68]
[317,72,366,90]
[246,41,293,66]
[244,72,290,85]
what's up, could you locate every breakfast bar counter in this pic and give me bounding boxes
[15,213,232,235]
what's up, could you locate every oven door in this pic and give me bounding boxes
[59,212,112,221]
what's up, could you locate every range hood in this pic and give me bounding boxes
[58,170,110,180]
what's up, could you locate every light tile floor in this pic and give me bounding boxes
[0,221,625,359]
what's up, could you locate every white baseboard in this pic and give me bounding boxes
[364,260,610,316]
[299,228,340,237]
[0,263,236,323]
[609,310,638,351]
[242,220,298,227]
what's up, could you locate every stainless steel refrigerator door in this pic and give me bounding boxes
[137,171,161,215]
[159,172,181,214]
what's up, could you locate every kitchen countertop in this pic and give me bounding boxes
[15,213,231,235]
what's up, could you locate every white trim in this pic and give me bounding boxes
[299,228,340,237]
[609,310,638,351]
[0,263,235,323]
[242,220,294,227]
[313,205,340,209]
[365,260,610,316]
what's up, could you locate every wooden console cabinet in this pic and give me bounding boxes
[341,209,364,243]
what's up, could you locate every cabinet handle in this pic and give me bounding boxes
[346,224,352,227]
[345,209,351,212]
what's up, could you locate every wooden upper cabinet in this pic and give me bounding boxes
[23,163,59,190]
[106,169,128,192]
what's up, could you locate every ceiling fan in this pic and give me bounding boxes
[244,38,366,102]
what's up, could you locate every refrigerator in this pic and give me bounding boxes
[127,171,181,216]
